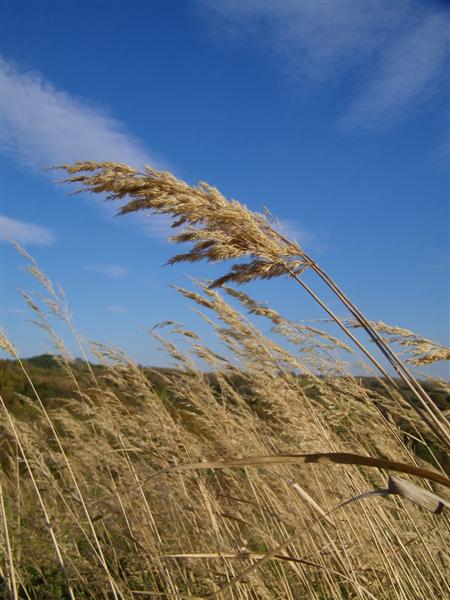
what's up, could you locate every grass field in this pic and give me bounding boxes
[0,161,449,599]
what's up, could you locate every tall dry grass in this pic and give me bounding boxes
[0,161,449,599]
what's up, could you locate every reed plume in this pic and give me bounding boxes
[347,319,450,366]
[57,161,450,449]
[58,161,308,287]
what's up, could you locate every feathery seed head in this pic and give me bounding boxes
[57,162,308,287]
[349,319,450,366]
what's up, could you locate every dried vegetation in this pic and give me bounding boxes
[0,162,449,599]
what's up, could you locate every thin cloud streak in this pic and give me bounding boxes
[341,11,450,129]
[200,0,450,129]
[1,56,152,169]
[7,308,27,315]
[273,218,319,251]
[107,305,127,313]
[0,214,56,246]
[84,264,128,279]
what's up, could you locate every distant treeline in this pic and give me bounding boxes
[2,354,448,415]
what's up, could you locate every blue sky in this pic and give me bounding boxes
[1,0,449,376]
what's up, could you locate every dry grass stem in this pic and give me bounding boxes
[0,162,448,598]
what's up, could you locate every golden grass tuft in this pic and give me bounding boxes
[0,162,448,598]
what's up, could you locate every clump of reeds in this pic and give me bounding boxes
[0,162,449,599]
[1,268,449,598]
[58,161,450,448]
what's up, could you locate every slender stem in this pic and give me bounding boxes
[0,482,18,600]
[272,226,450,448]
[286,269,396,385]
[308,260,450,446]
[0,395,76,600]
[285,268,443,443]
[12,355,121,599]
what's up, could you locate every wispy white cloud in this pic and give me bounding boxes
[0,214,56,246]
[201,0,396,81]
[199,1,449,128]
[107,305,127,313]
[271,217,320,251]
[84,264,127,279]
[1,56,152,169]
[341,11,450,129]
